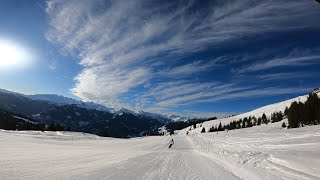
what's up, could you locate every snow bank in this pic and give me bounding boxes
[187,120,320,180]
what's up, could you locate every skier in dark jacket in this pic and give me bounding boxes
[168,139,174,148]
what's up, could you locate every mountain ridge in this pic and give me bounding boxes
[0,88,207,137]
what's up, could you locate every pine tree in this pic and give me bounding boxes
[242,118,247,128]
[271,111,284,123]
[247,118,253,127]
[271,112,276,123]
[303,93,320,125]
[208,126,214,132]
[257,117,262,126]
[218,122,222,131]
[201,127,206,133]
[277,111,283,122]
[288,102,300,128]
[247,116,253,127]
[262,113,267,124]
[230,121,236,130]
[252,116,257,126]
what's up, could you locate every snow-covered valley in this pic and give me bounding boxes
[1,120,319,180]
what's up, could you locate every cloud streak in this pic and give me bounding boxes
[237,55,320,74]
[45,0,320,113]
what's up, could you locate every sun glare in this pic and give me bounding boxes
[0,40,30,68]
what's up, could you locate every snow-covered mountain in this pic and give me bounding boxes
[1,89,197,123]
[112,108,137,116]
[137,111,171,123]
[112,108,190,124]
[0,88,188,137]
[167,114,191,122]
[0,88,22,96]
[27,94,80,105]
[167,114,206,122]
[27,94,113,112]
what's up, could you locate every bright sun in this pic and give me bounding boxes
[0,41,29,68]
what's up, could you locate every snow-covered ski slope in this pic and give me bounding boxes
[0,130,240,180]
[1,93,319,180]
[1,122,319,180]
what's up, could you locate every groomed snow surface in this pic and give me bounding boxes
[1,120,319,180]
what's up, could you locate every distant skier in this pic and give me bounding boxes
[168,139,174,148]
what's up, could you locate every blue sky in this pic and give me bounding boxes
[0,0,320,117]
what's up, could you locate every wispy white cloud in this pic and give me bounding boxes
[237,55,320,74]
[194,87,312,104]
[45,0,320,112]
[70,66,150,108]
[158,56,229,77]
[147,84,311,108]
[258,72,312,81]
[155,83,250,107]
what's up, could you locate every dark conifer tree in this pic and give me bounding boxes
[262,113,267,124]
[242,118,246,128]
[252,116,257,126]
[277,111,284,122]
[271,112,276,123]
[257,117,262,126]
[288,101,300,128]
[218,122,222,131]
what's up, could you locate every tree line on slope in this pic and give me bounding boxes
[200,93,320,133]
[204,112,280,133]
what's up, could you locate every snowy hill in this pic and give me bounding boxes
[185,92,319,134]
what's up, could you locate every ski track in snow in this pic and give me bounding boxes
[187,121,320,180]
[0,121,319,180]
[0,130,239,180]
